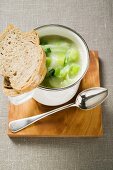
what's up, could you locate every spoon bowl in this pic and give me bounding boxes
[75,87,108,109]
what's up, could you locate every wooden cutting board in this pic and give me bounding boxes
[8,51,103,137]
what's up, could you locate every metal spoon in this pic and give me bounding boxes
[9,87,108,133]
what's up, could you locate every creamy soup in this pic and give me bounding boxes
[40,35,81,88]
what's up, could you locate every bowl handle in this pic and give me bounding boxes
[8,89,36,105]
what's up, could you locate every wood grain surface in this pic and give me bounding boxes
[8,51,103,137]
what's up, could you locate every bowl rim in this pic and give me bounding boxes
[35,24,90,91]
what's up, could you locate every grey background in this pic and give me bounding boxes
[0,0,113,169]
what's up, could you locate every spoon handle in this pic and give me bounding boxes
[9,102,75,133]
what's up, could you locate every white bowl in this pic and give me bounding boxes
[8,25,89,106]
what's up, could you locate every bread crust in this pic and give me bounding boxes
[0,24,15,45]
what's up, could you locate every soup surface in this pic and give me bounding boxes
[41,35,81,88]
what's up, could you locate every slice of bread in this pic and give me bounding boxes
[3,61,47,96]
[0,24,47,96]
